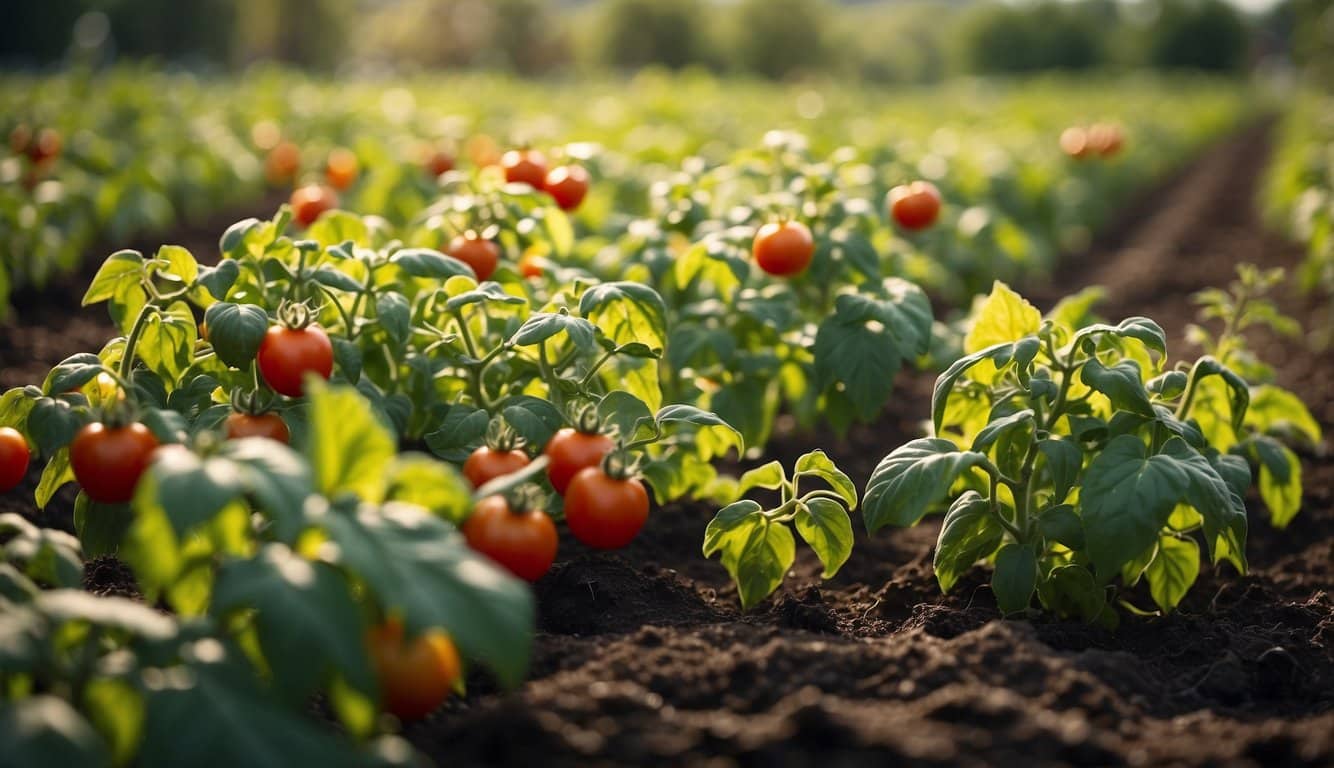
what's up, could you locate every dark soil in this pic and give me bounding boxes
[2,126,1330,767]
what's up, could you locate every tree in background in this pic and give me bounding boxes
[595,0,714,71]
[728,0,832,80]
[959,1,1106,73]
[1140,0,1249,72]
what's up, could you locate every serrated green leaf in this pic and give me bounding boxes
[863,438,988,531]
[934,491,1004,592]
[305,381,396,503]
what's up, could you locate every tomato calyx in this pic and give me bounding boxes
[571,403,603,436]
[484,415,524,453]
[276,301,316,331]
[598,447,641,482]
[230,386,279,418]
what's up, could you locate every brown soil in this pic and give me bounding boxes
[2,127,1330,767]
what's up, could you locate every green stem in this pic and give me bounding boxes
[318,285,357,337]
[1175,358,1205,421]
[118,302,158,383]
[579,349,618,390]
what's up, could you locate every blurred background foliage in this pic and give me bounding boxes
[0,0,1329,84]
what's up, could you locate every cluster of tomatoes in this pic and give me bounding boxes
[459,420,649,584]
[1059,123,1125,160]
[751,178,943,277]
[8,124,63,190]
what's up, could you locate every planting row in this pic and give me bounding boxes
[1264,90,1334,308]
[2,70,1246,315]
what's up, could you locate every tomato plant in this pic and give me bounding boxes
[366,617,463,721]
[862,282,1266,621]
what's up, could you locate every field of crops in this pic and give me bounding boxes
[1,68,1331,767]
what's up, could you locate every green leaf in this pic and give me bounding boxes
[733,518,795,609]
[375,292,411,345]
[74,494,134,558]
[794,450,857,509]
[1079,435,1188,579]
[82,250,143,307]
[1172,442,1249,574]
[736,461,786,496]
[812,279,933,421]
[218,438,315,543]
[82,678,143,766]
[318,501,534,688]
[136,303,197,385]
[35,448,74,509]
[385,454,472,524]
[424,403,489,464]
[498,396,564,451]
[1253,439,1302,528]
[138,651,360,768]
[203,303,269,369]
[702,499,764,569]
[1245,384,1322,446]
[27,397,82,457]
[197,259,240,301]
[43,353,104,395]
[35,590,178,639]
[578,281,668,410]
[933,491,1004,592]
[311,266,363,293]
[1144,534,1200,613]
[1071,316,1167,357]
[306,211,367,248]
[1080,358,1154,416]
[597,391,654,443]
[971,409,1034,453]
[794,498,853,579]
[1037,438,1082,503]
[0,696,109,768]
[1185,357,1250,434]
[931,338,1040,431]
[391,248,474,279]
[156,245,199,285]
[863,438,988,531]
[213,545,375,701]
[992,543,1037,615]
[1038,504,1084,549]
[1035,564,1107,623]
[656,404,743,455]
[965,281,1041,354]
[510,312,596,349]
[305,381,397,503]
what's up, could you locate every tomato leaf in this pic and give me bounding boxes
[0,696,110,768]
[318,501,534,688]
[794,449,857,509]
[794,498,853,579]
[82,250,143,307]
[934,491,1004,593]
[1143,534,1200,613]
[305,381,397,503]
[1080,358,1154,416]
[863,438,989,531]
[991,542,1037,615]
[203,303,269,369]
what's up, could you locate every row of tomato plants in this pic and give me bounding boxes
[1264,89,1334,306]
[2,69,1244,315]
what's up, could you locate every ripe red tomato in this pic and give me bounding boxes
[290,185,338,228]
[70,422,159,504]
[544,165,589,211]
[365,617,462,721]
[424,146,455,177]
[501,149,547,188]
[1060,126,1090,159]
[27,128,61,163]
[265,140,301,184]
[463,446,530,488]
[462,495,558,582]
[752,220,814,276]
[563,467,649,549]
[887,181,942,231]
[0,427,31,492]
[257,325,334,398]
[324,147,359,191]
[544,428,614,495]
[225,411,290,444]
[447,234,500,282]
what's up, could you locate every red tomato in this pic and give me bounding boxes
[365,617,462,721]
[462,495,558,582]
[518,252,545,279]
[501,149,548,188]
[0,427,31,492]
[70,422,159,504]
[225,411,290,444]
[544,165,589,211]
[257,325,334,398]
[752,220,814,276]
[424,147,455,177]
[290,185,338,228]
[544,428,614,495]
[26,128,61,163]
[563,467,649,549]
[265,141,301,185]
[463,446,530,488]
[887,181,942,231]
[1060,126,1090,159]
[324,148,359,191]
[447,234,500,282]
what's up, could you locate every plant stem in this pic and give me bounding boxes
[118,302,157,383]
